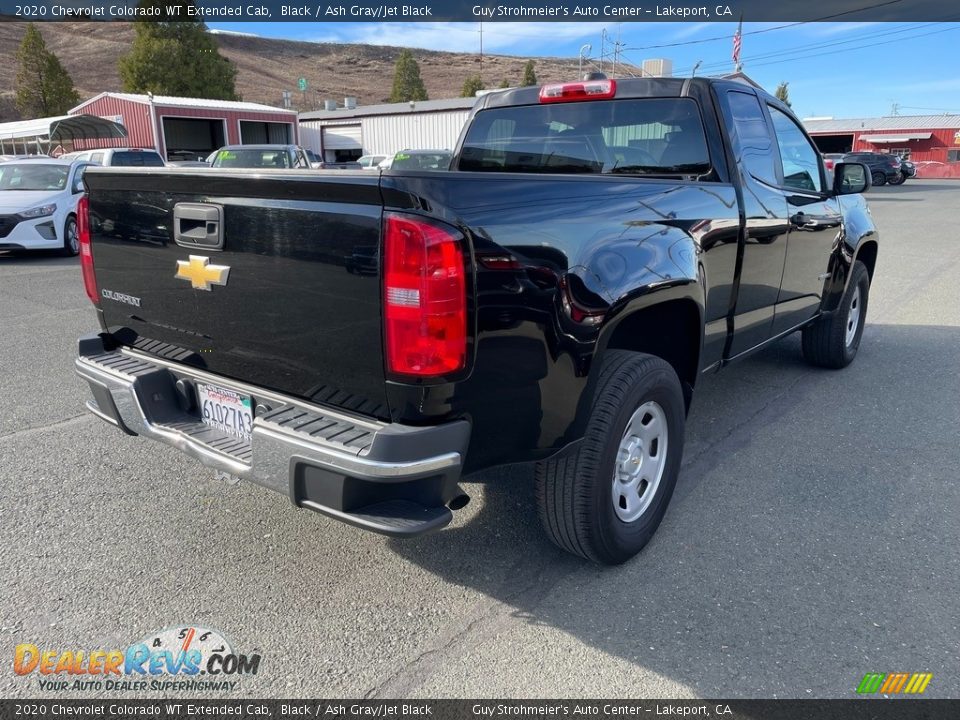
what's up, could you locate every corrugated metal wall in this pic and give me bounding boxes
[70,96,156,151]
[300,111,470,158]
[362,111,470,154]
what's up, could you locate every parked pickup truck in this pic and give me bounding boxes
[75,75,878,564]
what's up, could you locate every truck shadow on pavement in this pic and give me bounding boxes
[379,324,960,697]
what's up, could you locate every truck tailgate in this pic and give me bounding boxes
[84,169,389,418]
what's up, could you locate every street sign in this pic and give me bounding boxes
[298,77,307,92]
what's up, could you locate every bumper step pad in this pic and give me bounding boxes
[300,499,453,537]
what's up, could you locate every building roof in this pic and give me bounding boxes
[71,93,294,115]
[299,97,477,123]
[803,114,960,133]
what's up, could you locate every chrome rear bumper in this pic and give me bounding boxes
[75,333,470,536]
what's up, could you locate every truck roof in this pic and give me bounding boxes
[473,76,778,112]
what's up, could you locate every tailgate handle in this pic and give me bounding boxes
[174,203,223,250]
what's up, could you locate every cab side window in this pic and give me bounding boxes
[725,91,778,186]
[769,106,823,193]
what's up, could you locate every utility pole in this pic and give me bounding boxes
[612,24,623,77]
[479,22,484,82]
[600,29,606,73]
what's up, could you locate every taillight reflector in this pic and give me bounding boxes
[384,214,467,378]
[77,196,98,306]
[539,79,617,103]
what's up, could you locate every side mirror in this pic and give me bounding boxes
[833,162,870,195]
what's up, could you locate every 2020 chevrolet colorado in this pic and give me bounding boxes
[75,75,878,564]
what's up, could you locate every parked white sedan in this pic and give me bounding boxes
[0,160,89,255]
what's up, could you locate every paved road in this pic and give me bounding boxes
[2,181,958,699]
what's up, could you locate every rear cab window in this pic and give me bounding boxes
[458,98,712,178]
[111,151,165,167]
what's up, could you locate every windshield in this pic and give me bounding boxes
[0,164,69,191]
[459,98,711,177]
[212,149,291,168]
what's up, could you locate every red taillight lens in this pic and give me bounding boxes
[539,79,617,103]
[77,196,98,306]
[384,214,467,378]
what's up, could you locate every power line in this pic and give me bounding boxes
[667,21,938,75]
[668,23,959,76]
[729,24,960,72]
[899,106,960,113]
[621,0,905,52]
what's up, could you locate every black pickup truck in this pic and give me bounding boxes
[75,75,878,564]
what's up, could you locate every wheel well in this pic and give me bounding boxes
[855,241,877,282]
[604,299,701,401]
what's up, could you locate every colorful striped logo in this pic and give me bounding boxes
[857,672,933,694]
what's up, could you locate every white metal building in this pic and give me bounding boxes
[299,97,477,163]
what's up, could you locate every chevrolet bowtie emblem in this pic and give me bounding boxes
[175,255,230,291]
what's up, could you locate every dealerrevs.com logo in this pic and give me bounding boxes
[13,625,261,692]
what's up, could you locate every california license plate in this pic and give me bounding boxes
[197,382,253,443]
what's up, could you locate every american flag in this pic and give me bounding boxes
[732,16,743,67]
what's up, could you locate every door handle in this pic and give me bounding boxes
[173,203,223,250]
[790,212,819,229]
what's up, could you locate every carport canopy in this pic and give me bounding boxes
[862,133,933,143]
[0,114,127,154]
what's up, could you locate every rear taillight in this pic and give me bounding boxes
[384,214,467,378]
[77,196,98,306]
[540,79,617,103]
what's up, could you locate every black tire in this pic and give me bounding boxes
[801,260,870,369]
[871,171,887,187]
[62,215,79,257]
[888,171,906,186]
[535,351,685,565]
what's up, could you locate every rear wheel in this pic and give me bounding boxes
[801,260,870,369]
[62,215,79,257]
[888,171,906,186]
[871,171,887,186]
[535,351,685,565]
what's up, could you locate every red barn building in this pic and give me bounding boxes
[804,115,960,179]
[68,93,298,161]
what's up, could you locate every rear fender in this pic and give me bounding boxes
[565,281,705,443]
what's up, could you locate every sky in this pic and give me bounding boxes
[206,21,960,119]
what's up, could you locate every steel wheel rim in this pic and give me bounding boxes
[66,219,78,254]
[613,400,668,523]
[845,285,861,348]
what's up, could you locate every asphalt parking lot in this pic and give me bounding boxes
[2,180,958,699]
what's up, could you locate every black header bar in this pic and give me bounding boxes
[0,0,955,22]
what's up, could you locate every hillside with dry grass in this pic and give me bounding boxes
[0,22,585,121]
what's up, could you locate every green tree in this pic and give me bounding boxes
[522,60,537,86]
[775,81,792,108]
[498,79,510,89]
[389,49,428,103]
[119,1,238,100]
[14,24,80,117]
[461,75,485,98]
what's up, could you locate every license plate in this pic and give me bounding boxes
[197,382,253,443]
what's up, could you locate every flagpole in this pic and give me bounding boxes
[733,13,743,73]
